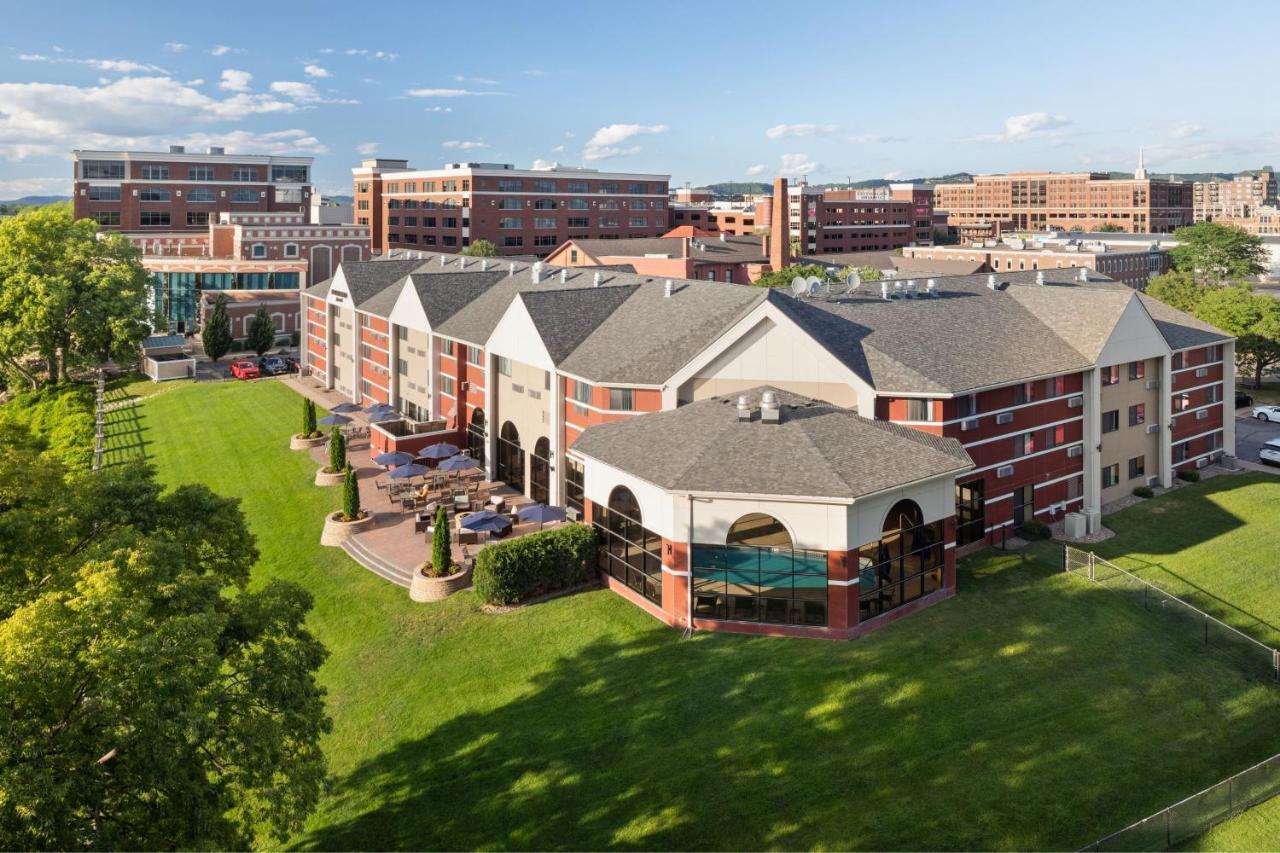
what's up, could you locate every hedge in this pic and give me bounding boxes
[1017,519,1052,540]
[473,523,596,606]
[1132,485,1154,499]
[1178,469,1201,483]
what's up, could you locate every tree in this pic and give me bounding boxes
[0,204,150,386]
[327,426,346,472]
[1144,271,1206,314]
[1095,223,1124,232]
[342,462,361,522]
[1169,222,1267,282]
[0,433,329,849]
[201,293,233,362]
[751,263,838,289]
[1193,285,1280,388]
[459,239,498,257]
[430,504,452,575]
[302,398,317,438]
[245,305,276,357]
[839,265,883,282]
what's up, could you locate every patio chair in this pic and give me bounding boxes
[402,497,417,512]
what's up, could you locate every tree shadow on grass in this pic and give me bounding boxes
[294,554,1280,851]
[101,400,150,466]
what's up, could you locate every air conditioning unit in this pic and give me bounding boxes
[459,381,469,391]
[1145,423,1159,434]
[1146,475,1159,487]
[1145,379,1160,390]
[960,418,980,432]
[1067,445,1083,458]
[1195,368,1208,378]
[1196,456,1210,469]
[996,412,1014,425]
[1068,395,1084,408]
[996,465,1014,478]
[1196,409,1208,420]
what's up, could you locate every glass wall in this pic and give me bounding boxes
[594,486,662,605]
[955,479,985,546]
[563,458,584,517]
[466,409,486,466]
[692,542,827,627]
[496,421,524,491]
[858,507,946,621]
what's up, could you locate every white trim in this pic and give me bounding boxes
[968,441,1084,476]
[1177,444,1225,467]
[891,392,1080,425]
[1174,399,1224,418]
[828,577,860,587]
[661,565,690,578]
[985,491,1014,505]
[1033,471,1084,491]
[1172,426,1223,447]
[1172,379,1224,396]
[944,542,956,550]
[960,415,1082,449]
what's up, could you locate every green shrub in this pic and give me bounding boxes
[302,398,318,438]
[327,427,345,472]
[1132,485,1154,499]
[342,462,362,521]
[428,504,452,576]
[473,523,596,606]
[1017,519,1052,540]
[1178,468,1201,483]
[0,383,95,472]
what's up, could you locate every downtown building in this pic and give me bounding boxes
[902,236,1171,290]
[1193,171,1277,221]
[353,159,670,256]
[299,242,1233,640]
[753,181,934,254]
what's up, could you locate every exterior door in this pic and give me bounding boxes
[530,437,550,504]
[1013,484,1034,526]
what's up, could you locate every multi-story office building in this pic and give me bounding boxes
[1193,171,1277,221]
[753,181,932,254]
[667,205,759,235]
[72,145,313,233]
[352,159,670,256]
[902,237,1170,290]
[934,162,1193,235]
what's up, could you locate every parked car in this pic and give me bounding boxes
[257,356,289,376]
[1252,404,1280,423]
[1261,438,1280,467]
[230,359,260,380]
[1235,391,1253,408]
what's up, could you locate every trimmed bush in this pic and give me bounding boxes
[301,398,318,438]
[1132,486,1154,499]
[1178,468,1201,483]
[342,462,362,521]
[427,504,452,576]
[327,427,346,472]
[473,523,596,606]
[1017,519,1052,541]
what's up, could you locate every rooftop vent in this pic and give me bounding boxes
[508,262,516,275]
[1036,270,1046,285]
[663,279,673,298]
[987,274,998,291]
[736,395,752,422]
[531,261,546,284]
[439,254,447,266]
[719,232,726,242]
[559,267,567,283]
[592,271,602,287]
[480,259,488,271]
[926,279,938,297]
[881,281,891,300]
[1077,267,1089,282]
[207,146,225,155]
[760,390,781,424]
[459,257,468,269]
[169,144,185,154]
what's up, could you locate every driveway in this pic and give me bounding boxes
[1235,411,1280,465]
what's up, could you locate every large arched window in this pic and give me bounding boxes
[858,498,945,621]
[726,513,793,548]
[530,437,551,505]
[594,486,661,604]
[496,421,523,491]
[467,408,486,466]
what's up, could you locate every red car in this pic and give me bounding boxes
[230,359,261,380]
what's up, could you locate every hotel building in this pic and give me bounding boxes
[1193,171,1277,221]
[753,182,933,254]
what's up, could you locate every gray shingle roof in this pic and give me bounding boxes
[568,234,767,264]
[800,251,986,277]
[340,258,429,308]
[571,387,972,500]
[1136,293,1233,350]
[521,285,641,363]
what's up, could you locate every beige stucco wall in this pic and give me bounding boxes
[494,357,553,489]
[1099,356,1162,504]
[398,327,431,413]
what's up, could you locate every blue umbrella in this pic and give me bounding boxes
[318,414,352,426]
[388,462,429,479]
[461,510,512,534]
[438,454,480,472]
[330,402,361,414]
[419,442,459,460]
[368,410,399,423]
[365,402,394,413]
[374,450,415,467]
[517,503,566,526]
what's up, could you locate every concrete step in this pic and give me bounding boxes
[342,536,413,588]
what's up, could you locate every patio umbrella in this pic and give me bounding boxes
[388,462,429,479]
[373,450,415,467]
[419,442,459,460]
[364,402,394,413]
[317,413,352,426]
[437,454,480,472]
[367,410,398,423]
[461,510,512,535]
[330,402,361,414]
[517,503,566,529]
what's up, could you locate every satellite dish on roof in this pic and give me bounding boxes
[790,276,808,297]
[805,276,823,296]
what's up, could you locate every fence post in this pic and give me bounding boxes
[1166,808,1171,849]
[1088,551,1096,582]
[1204,614,1209,646]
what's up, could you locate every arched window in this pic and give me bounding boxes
[859,498,945,621]
[530,437,551,505]
[726,513,793,548]
[496,421,523,491]
[467,407,486,465]
[594,486,661,605]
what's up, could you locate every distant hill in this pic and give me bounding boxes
[0,195,70,206]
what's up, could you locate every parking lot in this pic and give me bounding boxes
[1235,409,1280,465]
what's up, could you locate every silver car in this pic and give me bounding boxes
[1261,438,1280,466]
[1252,404,1280,423]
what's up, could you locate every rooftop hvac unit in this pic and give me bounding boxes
[1067,445,1083,458]
[1068,395,1084,408]
[1146,475,1159,487]
[1145,379,1160,390]
[1196,456,1210,469]
[960,418,980,432]
[996,411,1014,425]
[996,465,1014,478]
[1146,423,1160,434]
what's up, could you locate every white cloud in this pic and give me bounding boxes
[531,159,558,170]
[163,42,188,53]
[405,87,507,98]
[186,78,204,87]
[443,139,488,151]
[847,133,904,144]
[453,74,499,85]
[270,80,357,105]
[318,47,334,54]
[345,49,398,61]
[356,141,380,155]
[975,112,1072,142]
[18,53,168,74]
[778,153,818,177]
[219,69,252,92]
[551,144,565,154]
[175,128,327,156]
[882,169,904,180]
[1169,122,1205,139]
[424,106,452,113]
[304,63,331,78]
[583,123,668,160]
[745,163,766,177]
[210,45,242,57]
[765,123,836,140]
[0,176,69,198]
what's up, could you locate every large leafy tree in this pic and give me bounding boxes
[1143,271,1205,314]
[1169,221,1267,282]
[0,204,150,386]
[1193,285,1280,389]
[201,293,233,362]
[245,304,277,357]
[0,426,330,849]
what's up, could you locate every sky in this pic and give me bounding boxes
[0,0,1276,199]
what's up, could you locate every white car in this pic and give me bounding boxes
[1261,438,1280,467]
[1253,405,1280,423]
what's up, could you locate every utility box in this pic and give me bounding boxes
[1064,512,1087,539]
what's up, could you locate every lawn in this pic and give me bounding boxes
[1183,792,1280,851]
[129,378,1280,851]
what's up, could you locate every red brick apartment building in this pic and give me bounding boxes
[902,237,1171,289]
[353,159,670,256]
[754,181,934,253]
[299,247,1233,641]
[934,169,1193,235]
[667,206,759,235]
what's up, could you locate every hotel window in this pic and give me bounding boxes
[534,235,558,247]
[598,182,619,194]
[1044,375,1066,398]
[502,236,523,247]
[1013,382,1033,405]
[628,217,647,227]
[629,199,648,210]
[1129,456,1145,480]
[232,189,258,203]
[1129,360,1145,380]
[443,236,457,246]
[1129,403,1145,426]
[905,399,933,421]
[572,380,592,410]
[232,168,257,182]
[693,523,828,627]
[596,486,663,606]
[535,217,556,229]
[608,388,633,410]
[388,216,399,226]
[1101,463,1120,489]
[627,183,647,194]
[1208,344,1223,363]
[139,211,170,227]
[357,200,369,211]
[858,502,944,622]
[466,345,483,367]
[81,160,125,179]
[187,188,215,202]
[87,185,121,201]
[567,217,589,228]
[955,480,985,546]
[443,217,458,227]
[498,198,522,210]
[140,188,171,202]
[360,343,372,360]
[188,166,214,181]
[186,211,209,226]
[424,217,436,227]
[533,179,556,193]
[567,198,589,210]
[564,457,585,516]
[91,211,120,226]
[497,356,512,376]
[284,243,298,258]
[441,339,454,356]
[1173,442,1189,464]
[534,198,557,210]
[398,358,408,375]
[497,179,523,192]
[440,374,455,396]
[141,165,170,180]
[251,243,266,258]
[955,393,978,418]
[1175,393,1191,412]
[598,218,619,228]
[1171,352,1184,370]
[598,199,619,210]
[403,182,416,193]
[1100,365,1120,385]
[1102,410,1119,432]
[270,165,308,183]
[441,180,456,192]
[567,181,588,193]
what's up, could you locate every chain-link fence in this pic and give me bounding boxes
[1063,546,1280,683]
[1081,752,1280,851]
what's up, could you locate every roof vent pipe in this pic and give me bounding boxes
[439,254,446,266]
[508,262,515,275]
[881,281,891,300]
[459,257,467,269]
[531,261,545,284]
[987,273,997,290]
[663,279,673,298]
[736,395,752,422]
[480,259,488,271]
[593,271,602,287]
[559,267,567,283]
[926,279,938,297]
[1036,270,1046,285]
[760,390,781,424]
[905,279,916,298]
[893,281,903,298]
[719,232,726,242]
[1077,267,1088,282]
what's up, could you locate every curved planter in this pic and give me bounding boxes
[314,467,346,486]
[320,511,376,546]
[291,433,327,450]
[410,565,472,602]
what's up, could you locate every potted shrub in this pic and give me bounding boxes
[314,427,347,485]
[290,398,327,449]
[411,505,469,602]
[320,462,374,545]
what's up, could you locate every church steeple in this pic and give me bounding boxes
[1135,146,1148,180]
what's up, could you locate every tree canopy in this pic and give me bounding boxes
[0,204,151,387]
[460,239,498,257]
[1143,271,1204,314]
[0,425,330,849]
[245,305,277,357]
[1193,285,1280,388]
[201,293,233,362]
[752,263,837,289]
[1169,221,1267,282]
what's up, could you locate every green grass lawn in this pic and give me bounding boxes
[1183,792,1280,851]
[129,379,1280,851]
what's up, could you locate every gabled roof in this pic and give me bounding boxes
[572,387,972,500]
[408,270,508,327]
[1136,293,1233,350]
[521,285,641,363]
[337,258,429,307]
[565,234,767,265]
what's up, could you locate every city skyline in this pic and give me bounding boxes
[1,0,1277,198]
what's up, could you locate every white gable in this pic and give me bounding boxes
[388,281,431,332]
[1097,295,1171,367]
[485,294,554,370]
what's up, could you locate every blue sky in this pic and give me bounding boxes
[0,0,1275,198]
